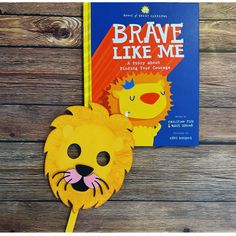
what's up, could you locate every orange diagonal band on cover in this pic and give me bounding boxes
[92,26,131,90]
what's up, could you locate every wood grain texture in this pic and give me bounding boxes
[0,74,83,105]
[0,15,235,50]
[1,201,236,232]
[0,47,82,75]
[0,143,236,202]
[200,21,236,51]
[200,3,236,20]
[0,3,82,16]
[0,105,235,142]
[0,16,82,47]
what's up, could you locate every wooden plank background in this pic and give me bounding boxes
[0,2,235,232]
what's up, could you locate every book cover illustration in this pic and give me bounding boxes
[84,3,199,147]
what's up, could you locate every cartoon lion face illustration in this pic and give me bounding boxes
[44,103,134,212]
[105,73,172,127]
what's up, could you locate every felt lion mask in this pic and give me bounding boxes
[44,103,134,214]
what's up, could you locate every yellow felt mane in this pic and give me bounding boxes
[44,103,134,214]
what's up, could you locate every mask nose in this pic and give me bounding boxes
[140,93,160,104]
[76,164,94,176]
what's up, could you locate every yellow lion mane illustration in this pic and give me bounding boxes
[44,103,134,212]
[102,73,172,127]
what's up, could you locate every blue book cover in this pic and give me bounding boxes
[84,3,199,147]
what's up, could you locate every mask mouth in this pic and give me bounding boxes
[71,178,89,192]
[64,165,94,192]
[71,173,101,192]
[63,166,109,195]
[63,167,99,193]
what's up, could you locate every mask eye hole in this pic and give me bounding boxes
[67,144,81,159]
[96,151,110,166]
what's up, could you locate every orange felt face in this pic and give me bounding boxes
[44,103,134,212]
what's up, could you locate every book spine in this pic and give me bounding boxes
[83,2,92,107]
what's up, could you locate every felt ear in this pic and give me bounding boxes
[112,89,121,98]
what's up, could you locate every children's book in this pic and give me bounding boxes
[83,3,199,147]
